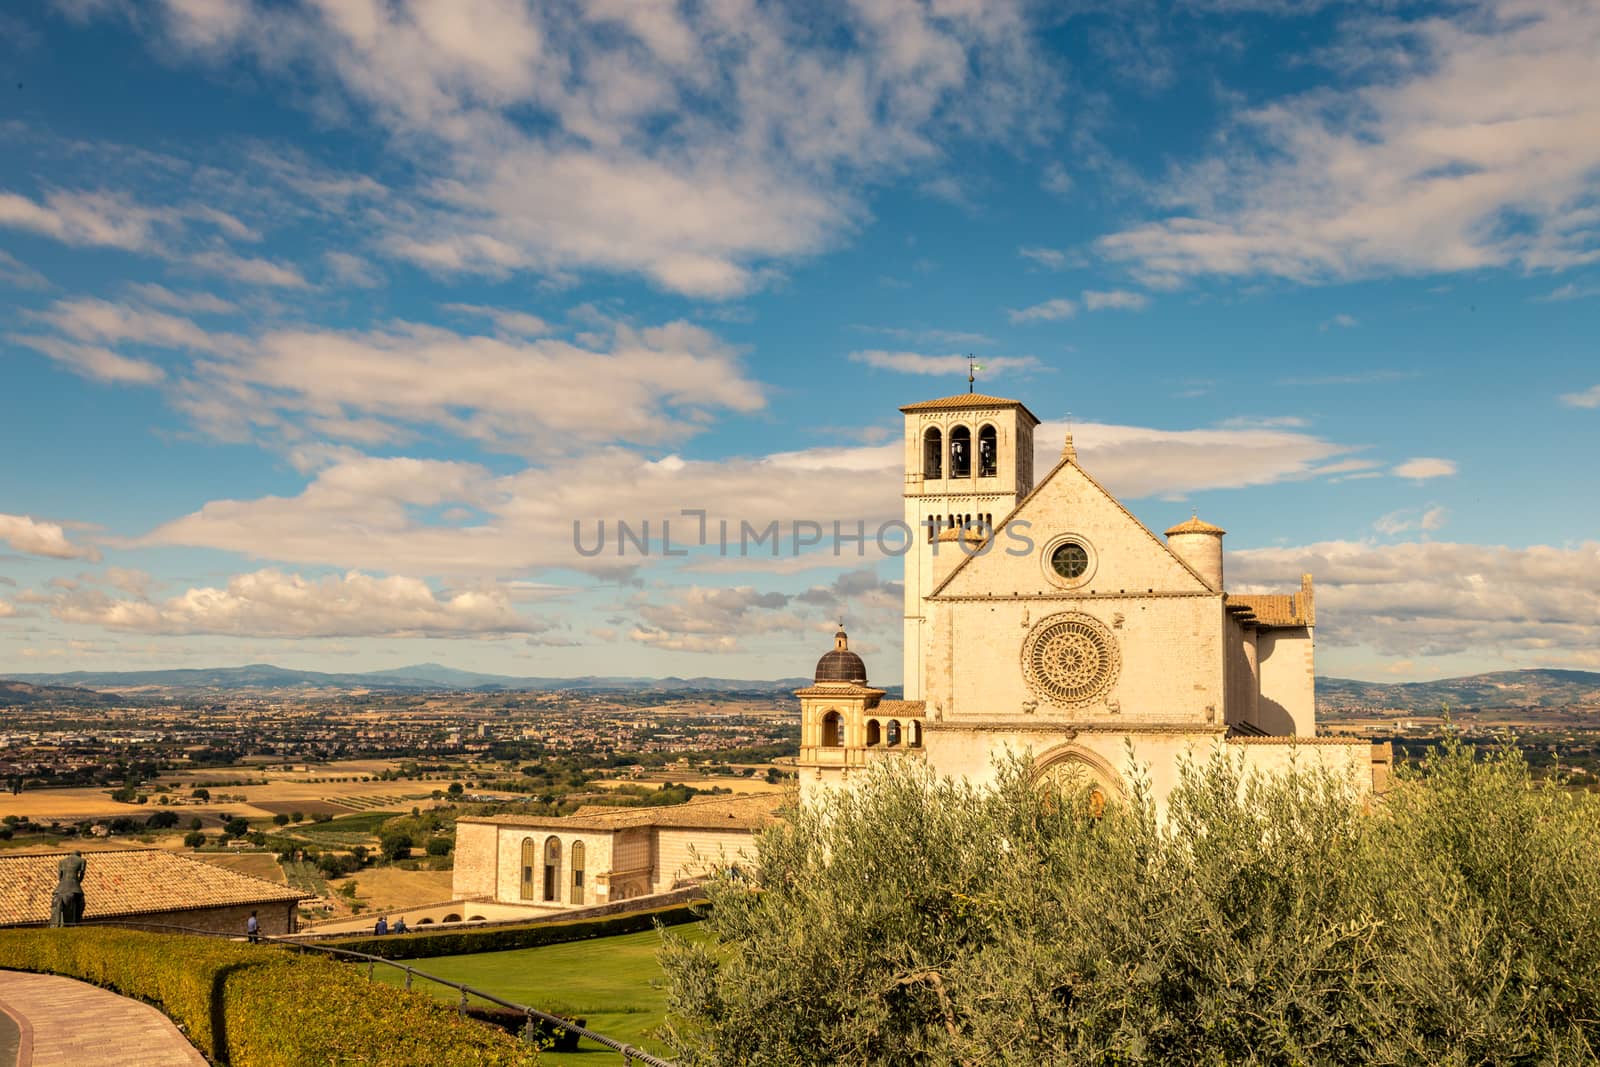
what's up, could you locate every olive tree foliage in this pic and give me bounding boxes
[660,737,1600,1066]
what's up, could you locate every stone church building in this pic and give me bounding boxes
[796,390,1389,807]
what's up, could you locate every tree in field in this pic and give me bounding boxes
[223,817,250,838]
[660,737,1600,1066]
[379,831,411,862]
[183,831,206,848]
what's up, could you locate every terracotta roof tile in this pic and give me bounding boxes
[1165,515,1226,536]
[457,792,783,833]
[874,700,927,716]
[1228,593,1309,628]
[899,394,1040,424]
[0,849,307,927]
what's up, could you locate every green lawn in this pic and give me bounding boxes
[371,924,706,1064]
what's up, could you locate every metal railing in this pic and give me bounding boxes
[81,918,676,1067]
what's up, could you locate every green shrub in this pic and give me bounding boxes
[660,737,1600,1065]
[329,901,703,960]
[0,927,537,1065]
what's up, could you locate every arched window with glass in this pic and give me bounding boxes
[570,841,586,905]
[519,837,537,900]
[542,836,561,902]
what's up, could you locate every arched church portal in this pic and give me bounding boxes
[1032,745,1125,813]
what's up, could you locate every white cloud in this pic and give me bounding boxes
[27,297,224,352]
[0,513,99,560]
[848,351,1041,376]
[142,419,1362,578]
[1041,162,1073,196]
[1320,313,1359,330]
[189,250,311,289]
[324,251,383,288]
[1019,246,1068,269]
[443,303,551,337]
[0,190,167,251]
[17,299,765,450]
[1230,539,1600,662]
[50,568,540,638]
[851,325,994,347]
[1392,457,1458,480]
[0,250,48,290]
[1082,289,1150,311]
[1537,280,1600,302]
[1008,298,1078,323]
[627,569,901,654]
[106,0,1061,297]
[1099,0,1600,286]
[11,336,166,385]
[1559,384,1600,409]
[125,284,236,314]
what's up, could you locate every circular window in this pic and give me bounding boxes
[1041,535,1097,588]
[1051,541,1089,579]
[1022,613,1120,708]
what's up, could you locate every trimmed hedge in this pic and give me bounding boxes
[0,927,538,1066]
[327,900,704,961]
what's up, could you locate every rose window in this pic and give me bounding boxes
[1023,613,1119,707]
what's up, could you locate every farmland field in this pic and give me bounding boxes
[372,924,708,1064]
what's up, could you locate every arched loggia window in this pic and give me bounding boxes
[821,711,843,747]
[949,425,971,478]
[886,720,901,746]
[923,426,943,479]
[866,719,882,746]
[978,424,998,477]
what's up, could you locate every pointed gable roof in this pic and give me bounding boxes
[929,451,1215,598]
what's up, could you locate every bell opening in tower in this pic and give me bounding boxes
[978,424,997,477]
[923,426,942,479]
[950,425,971,478]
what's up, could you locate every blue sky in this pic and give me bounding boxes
[2,0,1598,684]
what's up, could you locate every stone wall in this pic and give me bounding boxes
[450,821,499,901]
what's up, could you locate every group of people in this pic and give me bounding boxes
[372,915,408,935]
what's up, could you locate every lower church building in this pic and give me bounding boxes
[797,389,1390,807]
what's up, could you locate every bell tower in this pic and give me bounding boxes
[899,392,1040,700]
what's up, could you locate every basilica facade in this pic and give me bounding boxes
[796,391,1389,806]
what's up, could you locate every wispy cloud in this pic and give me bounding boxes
[1392,457,1458,481]
[1082,289,1149,311]
[1560,384,1600,409]
[848,351,1041,376]
[89,0,1063,298]
[1008,298,1078,323]
[1320,313,1358,330]
[1098,0,1600,287]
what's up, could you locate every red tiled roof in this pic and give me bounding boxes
[0,849,307,928]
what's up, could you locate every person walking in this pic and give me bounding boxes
[246,910,259,943]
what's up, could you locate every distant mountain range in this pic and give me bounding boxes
[3,662,813,695]
[1317,669,1600,713]
[4,663,1599,711]
[0,679,118,706]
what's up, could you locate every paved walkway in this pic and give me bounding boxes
[0,971,208,1067]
